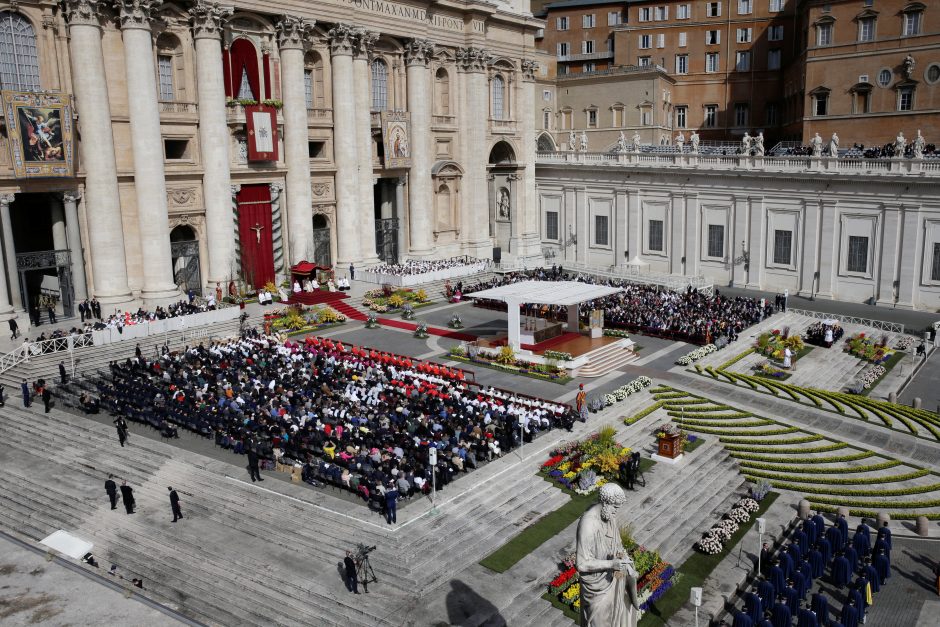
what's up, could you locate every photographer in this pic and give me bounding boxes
[344,550,358,594]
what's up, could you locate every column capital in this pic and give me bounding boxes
[327,23,358,57]
[276,14,314,51]
[456,47,492,73]
[231,184,241,196]
[61,190,82,204]
[404,38,434,67]
[520,58,538,81]
[0,193,15,206]
[188,0,232,40]
[62,0,107,28]
[113,0,159,30]
[353,28,378,60]
[269,181,283,199]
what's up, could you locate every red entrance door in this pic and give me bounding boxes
[236,184,275,289]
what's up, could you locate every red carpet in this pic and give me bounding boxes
[520,331,580,352]
[378,317,478,341]
[287,290,350,306]
[332,301,368,321]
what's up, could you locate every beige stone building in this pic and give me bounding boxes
[0,0,543,321]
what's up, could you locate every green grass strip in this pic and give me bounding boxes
[761,482,940,497]
[811,504,940,521]
[720,434,824,445]
[743,468,930,485]
[683,426,799,436]
[723,443,847,455]
[807,496,940,509]
[676,419,771,428]
[480,485,594,573]
[739,459,901,474]
[729,451,874,463]
[638,493,779,627]
[717,348,755,371]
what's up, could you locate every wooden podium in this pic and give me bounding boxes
[657,433,683,459]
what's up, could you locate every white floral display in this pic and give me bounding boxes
[676,344,718,365]
[602,376,653,407]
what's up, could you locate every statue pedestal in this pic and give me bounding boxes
[651,452,685,465]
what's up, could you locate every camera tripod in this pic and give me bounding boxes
[356,554,377,591]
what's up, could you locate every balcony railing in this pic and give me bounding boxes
[557,51,614,62]
[158,101,198,114]
[371,111,381,126]
[306,107,333,123]
[535,150,940,176]
[432,115,456,126]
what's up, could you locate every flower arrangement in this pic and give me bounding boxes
[846,332,895,364]
[750,479,772,501]
[602,376,653,406]
[696,533,723,555]
[544,350,574,361]
[363,287,431,312]
[895,336,915,351]
[756,331,805,361]
[676,344,717,365]
[603,328,632,339]
[542,428,630,495]
[727,507,750,524]
[413,322,429,339]
[264,305,346,333]
[401,303,415,320]
[447,313,463,329]
[735,497,759,513]
[756,360,790,379]
[856,364,887,389]
[588,397,605,413]
[495,345,516,365]
[365,313,380,329]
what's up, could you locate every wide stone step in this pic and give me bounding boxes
[657,482,746,564]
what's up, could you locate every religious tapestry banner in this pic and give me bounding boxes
[380,111,412,169]
[2,91,75,179]
[245,104,279,162]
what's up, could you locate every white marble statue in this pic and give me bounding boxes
[675,131,685,152]
[615,131,628,153]
[690,131,700,154]
[811,133,824,157]
[913,129,926,159]
[828,132,840,158]
[741,132,752,155]
[580,131,589,152]
[631,132,641,152]
[754,132,765,157]
[903,54,916,80]
[895,131,907,156]
[569,130,577,152]
[577,483,640,627]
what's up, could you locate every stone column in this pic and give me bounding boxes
[456,47,493,258]
[518,59,541,260]
[746,196,764,290]
[684,192,699,277]
[798,199,820,298]
[51,202,67,251]
[731,195,748,287]
[353,30,379,265]
[395,176,407,259]
[328,24,360,268]
[816,199,837,299]
[190,0,235,286]
[0,194,16,315]
[670,193,684,275]
[62,192,88,303]
[626,189,640,261]
[896,205,920,308]
[117,0,178,303]
[877,204,901,306]
[404,38,434,257]
[62,0,132,304]
[277,15,315,265]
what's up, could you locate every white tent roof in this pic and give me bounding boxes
[467,280,622,306]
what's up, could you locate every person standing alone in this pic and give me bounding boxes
[41,384,52,413]
[168,487,183,522]
[344,550,359,594]
[119,481,135,514]
[247,448,263,482]
[114,416,129,447]
[105,475,119,510]
[21,379,30,408]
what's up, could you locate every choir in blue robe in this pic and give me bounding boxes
[732,610,754,627]
[797,607,819,627]
[809,548,825,579]
[811,593,829,623]
[745,592,763,625]
[831,554,852,587]
[873,551,891,582]
[771,600,792,627]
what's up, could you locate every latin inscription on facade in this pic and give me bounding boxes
[337,0,471,33]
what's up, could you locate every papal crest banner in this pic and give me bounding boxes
[245,104,279,162]
[2,91,75,179]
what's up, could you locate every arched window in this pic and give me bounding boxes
[304,52,325,109]
[156,33,182,101]
[371,59,388,111]
[0,12,40,91]
[492,75,505,120]
[435,68,450,115]
[229,38,259,101]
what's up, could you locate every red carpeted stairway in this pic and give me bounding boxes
[331,300,368,322]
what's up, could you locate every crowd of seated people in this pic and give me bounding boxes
[370,256,486,276]
[465,268,770,345]
[731,512,893,627]
[94,330,576,517]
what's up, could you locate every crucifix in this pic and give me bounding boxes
[250,223,264,244]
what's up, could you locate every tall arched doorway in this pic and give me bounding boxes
[170,225,201,295]
[312,214,331,267]
[488,141,519,260]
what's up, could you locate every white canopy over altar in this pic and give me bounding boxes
[467,280,623,348]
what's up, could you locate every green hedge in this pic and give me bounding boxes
[739,459,901,474]
[765,482,940,497]
[720,434,824,445]
[717,348,755,371]
[807,496,940,509]
[675,419,771,428]
[743,468,930,485]
[683,426,799,437]
[625,402,664,426]
[811,504,940,521]
[723,443,847,455]
[728,450,873,464]
[662,404,735,413]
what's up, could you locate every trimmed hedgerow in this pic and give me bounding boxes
[667,412,757,421]
[811,504,940,521]
[718,348,755,371]
[738,459,901,474]
[720,434,824,445]
[765,482,940,497]
[674,419,771,428]
[663,404,735,413]
[723,443,847,455]
[743,468,930,485]
[684,426,799,437]
[624,401,664,426]
[807,496,940,509]
[728,451,875,464]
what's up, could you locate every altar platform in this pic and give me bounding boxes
[477,332,636,377]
